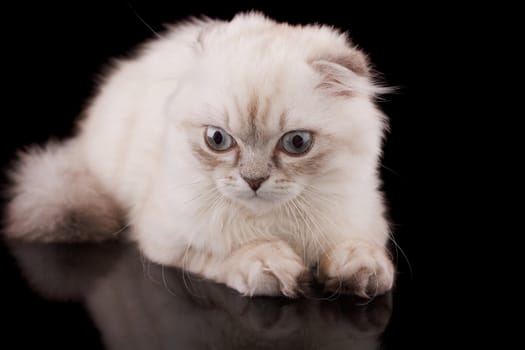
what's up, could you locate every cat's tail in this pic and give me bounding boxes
[3,140,125,242]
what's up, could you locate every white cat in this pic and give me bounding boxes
[5,13,394,297]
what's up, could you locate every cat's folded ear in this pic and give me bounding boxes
[311,49,387,97]
[316,49,371,77]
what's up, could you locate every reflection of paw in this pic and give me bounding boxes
[316,292,393,341]
[346,293,393,335]
[319,241,394,298]
[224,241,306,297]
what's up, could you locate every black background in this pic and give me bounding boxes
[0,1,465,348]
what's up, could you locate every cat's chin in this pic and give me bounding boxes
[220,187,299,215]
[233,195,285,215]
[236,198,274,215]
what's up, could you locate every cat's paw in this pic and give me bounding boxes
[223,241,306,297]
[319,241,394,298]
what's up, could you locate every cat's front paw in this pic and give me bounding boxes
[223,241,306,297]
[319,241,394,298]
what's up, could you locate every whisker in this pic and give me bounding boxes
[284,201,307,263]
[166,179,206,190]
[143,258,161,285]
[183,185,219,205]
[304,280,343,301]
[126,2,161,38]
[108,222,130,237]
[289,197,328,267]
[388,230,413,279]
[380,163,400,176]
[295,194,338,253]
[180,190,225,299]
[181,240,204,298]
[161,265,179,297]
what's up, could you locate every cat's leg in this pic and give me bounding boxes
[313,191,395,297]
[213,240,306,297]
[318,239,394,298]
[139,237,307,297]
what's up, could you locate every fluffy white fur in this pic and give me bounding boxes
[5,13,394,297]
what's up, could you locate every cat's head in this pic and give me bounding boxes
[169,13,387,214]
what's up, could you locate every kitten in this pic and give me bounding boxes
[5,13,394,297]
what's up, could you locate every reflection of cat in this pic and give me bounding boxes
[8,240,392,350]
[6,13,394,297]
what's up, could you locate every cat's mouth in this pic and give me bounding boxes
[233,190,291,213]
[242,190,278,201]
[218,185,293,213]
[242,192,268,202]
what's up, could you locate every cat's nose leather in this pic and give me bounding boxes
[242,176,269,191]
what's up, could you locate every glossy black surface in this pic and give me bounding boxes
[0,2,439,348]
[3,240,401,349]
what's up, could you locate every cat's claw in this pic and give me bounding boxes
[319,241,394,298]
[223,241,306,297]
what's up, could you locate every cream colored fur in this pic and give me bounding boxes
[5,13,394,297]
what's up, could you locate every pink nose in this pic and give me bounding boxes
[242,176,269,191]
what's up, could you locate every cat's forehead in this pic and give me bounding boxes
[223,90,303,144]
[191,70,326,145]
[204,69,319,139]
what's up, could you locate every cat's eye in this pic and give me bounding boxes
[205,126,236,152]
[279,130,313,155]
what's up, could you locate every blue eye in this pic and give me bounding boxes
[205,126,235,151]
[280,130,313,155]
